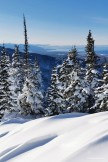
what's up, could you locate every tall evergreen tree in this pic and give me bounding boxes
[93,61,108,112]
[47,47,89,115]
[85,30,99,112]
[46,67,64,116]
[57,47,78,97]
[63,47,89,112]
[9,45,24,113]
[33,58,43,91]
[86,30,97,65]
[18,16,44,117]
[32,58,44,116]
[23,14,29,76]
[45,45,78,115]
[0,45,12,118]
[18,63,44,117]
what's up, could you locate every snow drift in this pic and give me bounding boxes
[0,112,108,162]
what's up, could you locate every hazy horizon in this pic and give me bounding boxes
[1,43,108,55]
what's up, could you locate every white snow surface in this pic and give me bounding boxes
[0,112,108,162]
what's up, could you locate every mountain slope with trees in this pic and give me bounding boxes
[0,16,108,120]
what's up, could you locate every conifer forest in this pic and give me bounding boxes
[0,16,108,121]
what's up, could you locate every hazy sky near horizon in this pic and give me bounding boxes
[0,0,108,45]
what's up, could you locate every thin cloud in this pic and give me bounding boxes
[92,17,108,24]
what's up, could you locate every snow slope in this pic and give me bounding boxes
[0,112,108,162]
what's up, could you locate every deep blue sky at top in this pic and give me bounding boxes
[0,0,108,45]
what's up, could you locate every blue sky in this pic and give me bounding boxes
[0,0,108,45]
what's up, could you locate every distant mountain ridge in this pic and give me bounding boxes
[1,43,108,56]
[0,45,108,91]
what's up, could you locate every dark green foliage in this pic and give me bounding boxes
[46,67,63,116]
[93,61,108,112]
[0,45,12,118]
[86,30,97,66]
[23,15,29,77]
[85,30,100,112]
[9,45,24,113]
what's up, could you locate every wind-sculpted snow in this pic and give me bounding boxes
[0,112,108,162]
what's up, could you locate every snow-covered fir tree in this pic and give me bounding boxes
[86,30,99,89]
[55,46,79,112]
[46,67,64,116]
[18,16,44,117]
[85,30,100,112]
[47,46,89,114]
[33,58,43,92]
[0,45,12,119]
[93,61,108,112]
[58,48,76,89]
[18,62,44,117]
[32,58,44,116]
[46,48,77,115]
[62,47,89,112]
[9,45,24,114]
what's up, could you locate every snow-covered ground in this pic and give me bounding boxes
[0,112,108,162]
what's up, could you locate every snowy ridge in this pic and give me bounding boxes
[0,112,108,162]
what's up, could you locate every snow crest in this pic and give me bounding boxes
[0,112,108,162]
